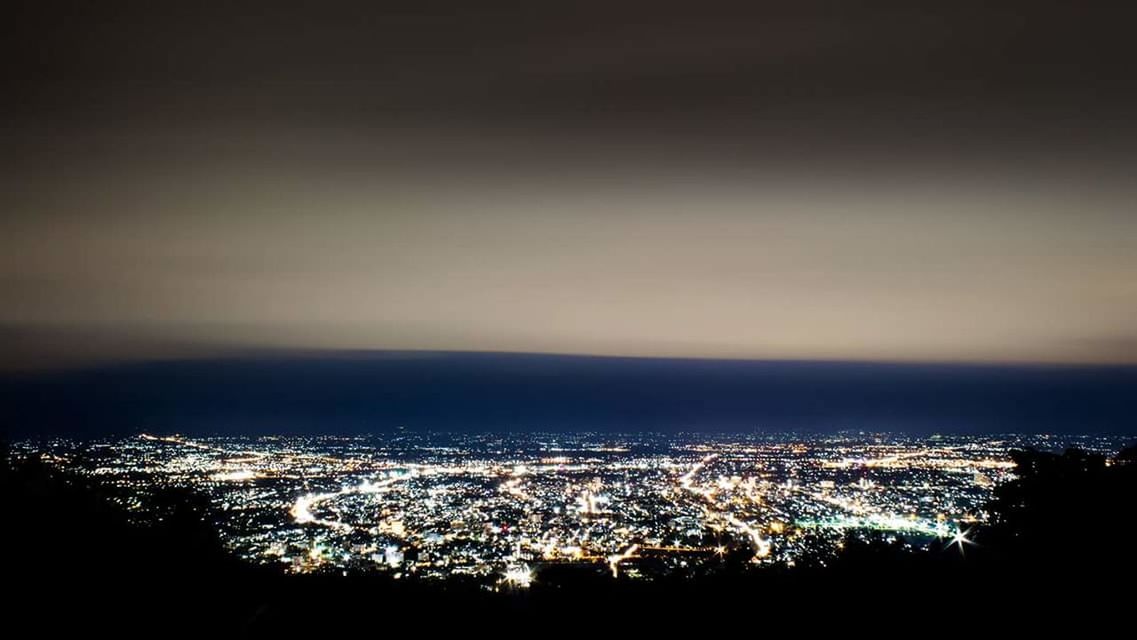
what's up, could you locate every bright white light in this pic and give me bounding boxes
[503,564,533,588]
[210,469,257,482]
[947,527,974,555]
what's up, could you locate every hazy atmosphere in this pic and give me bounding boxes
[5,5,1137,630]
[4,2,1136,369]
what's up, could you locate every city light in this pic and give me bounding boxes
[948,528,974,555]
[14,431,1123,584]
[503,565,533,588]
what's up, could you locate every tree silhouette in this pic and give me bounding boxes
[4,440,1136,632]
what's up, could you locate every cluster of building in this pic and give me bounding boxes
[18,431,1125,586]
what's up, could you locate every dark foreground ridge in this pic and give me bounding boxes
[4,441,1136,633]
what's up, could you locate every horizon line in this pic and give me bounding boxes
[6,345,1137,377]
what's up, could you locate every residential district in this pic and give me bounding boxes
[15,431,1124,587]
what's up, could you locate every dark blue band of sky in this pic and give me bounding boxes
[3,351,1136,437]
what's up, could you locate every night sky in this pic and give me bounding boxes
[2,3,1135,435]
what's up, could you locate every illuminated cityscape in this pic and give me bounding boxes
[4,2,1135,631]
[15,432,1125,588]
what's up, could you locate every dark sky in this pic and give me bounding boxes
[3,352,1135,437]
[3,2,1137,369]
